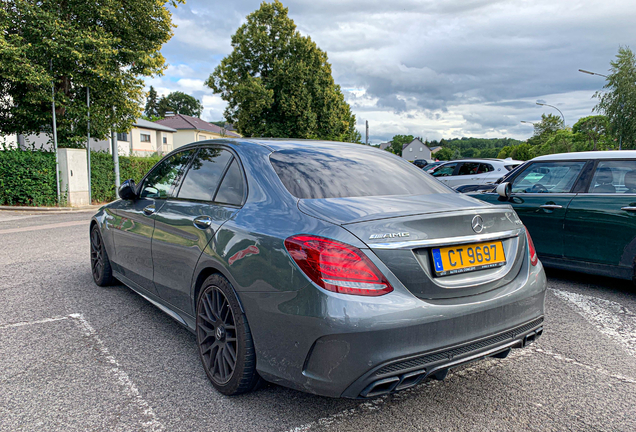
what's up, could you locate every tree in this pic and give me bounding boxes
[144,86,160,118]
[497,146,512,159]
[435,147,453,161]
[593,46,636,149]
[0,0,181,147]
[533,113,564,137]
[535,129,575,156]
[157,91,204,117]
[510,143,532,161]
[206,1,360,142]
[387,134,414,155]
[572,115,609,151]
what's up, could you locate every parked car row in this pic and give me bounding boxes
[470,151,636,281]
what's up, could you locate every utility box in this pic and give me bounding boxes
[58,148,89,206]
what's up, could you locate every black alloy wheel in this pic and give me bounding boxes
[196,274,260,395]
[90,225,113,286]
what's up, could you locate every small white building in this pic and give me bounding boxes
[401,138,432,161]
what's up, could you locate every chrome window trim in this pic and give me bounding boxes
[369,228,523,250]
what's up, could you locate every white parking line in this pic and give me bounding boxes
[0,315,71,329]
[1,313,165,431]
[0,220,87,235]
[551,289,636,357]
[534,347,636,384]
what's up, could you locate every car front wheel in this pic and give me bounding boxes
[196,274,260,395]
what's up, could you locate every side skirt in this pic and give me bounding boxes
[113,270,196,332]
[539,256,632,281]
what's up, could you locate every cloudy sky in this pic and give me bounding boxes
[146,0,636,144]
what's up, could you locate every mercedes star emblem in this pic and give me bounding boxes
[472,215,484,233]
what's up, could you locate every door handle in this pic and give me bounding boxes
[193,215,212,230]
[621,206,636,212]
[539,204,563,210]
[142,205,156,216]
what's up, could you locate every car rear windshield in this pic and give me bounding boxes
[269,148,450,199]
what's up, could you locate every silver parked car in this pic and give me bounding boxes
[90,140,546,398]
[430,158,523,188]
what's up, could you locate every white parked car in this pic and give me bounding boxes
[429,158,523,188]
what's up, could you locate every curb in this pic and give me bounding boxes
[0,205,102,213]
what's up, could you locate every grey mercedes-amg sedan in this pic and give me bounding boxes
[90,139,546,398]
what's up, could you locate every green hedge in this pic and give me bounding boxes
[0,148,161,206]
[0,149,58,206]
[90,152,161,203]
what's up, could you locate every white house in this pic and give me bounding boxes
[154,113,241,150]
[401,138,432,161]
[90,118,177,156]
[6,118,177,157]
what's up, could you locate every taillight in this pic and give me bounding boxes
[284,234,393,296]
[525,228,538,266]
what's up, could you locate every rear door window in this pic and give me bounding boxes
[478,163,494,173]
[457,162,480,176]
[177,148,233,202]
[511,161,586,194]
[587,160,636,194]
[270,148,449,199]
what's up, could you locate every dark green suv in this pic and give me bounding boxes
[473,151,636,281]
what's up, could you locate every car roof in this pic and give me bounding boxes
[179,138,386,153]
[438,158,522,165]
[532,150,636,161]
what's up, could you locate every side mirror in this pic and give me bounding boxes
[118,179,137,201]
[496,182,511,199]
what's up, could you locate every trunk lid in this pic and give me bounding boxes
[298,193,526,300]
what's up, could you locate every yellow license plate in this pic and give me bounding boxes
[431,241,506,276]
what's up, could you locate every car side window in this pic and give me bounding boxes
[587,160,636,194]
[432,163,457,177]
[478,163,494,174]
[140,150,194,199]
[215,158,245,206]
[177,148,233,202]
[457,162,479,176]
[511,161,586,194]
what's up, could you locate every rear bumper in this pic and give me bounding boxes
[343,317,543,398]
[240,259,546,398]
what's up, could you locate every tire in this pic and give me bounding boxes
[90,225,114,286]
[196,274,260,395]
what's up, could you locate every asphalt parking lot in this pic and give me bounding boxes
[1,209,635,432]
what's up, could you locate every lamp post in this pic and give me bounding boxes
[536,102,566,127]
[578,69,607,78]
[578,68,621,150]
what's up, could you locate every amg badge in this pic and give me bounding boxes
[369,232,410,240]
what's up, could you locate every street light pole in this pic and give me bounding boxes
[111,106,120,189]
[536,102,566,126]
[578,68,621,150]
[51,61,60,205]
[86,87,92,204]
[578,69,608,78]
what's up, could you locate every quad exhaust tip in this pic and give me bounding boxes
[358,329,544,398]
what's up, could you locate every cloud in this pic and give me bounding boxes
[145,0,636,140]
